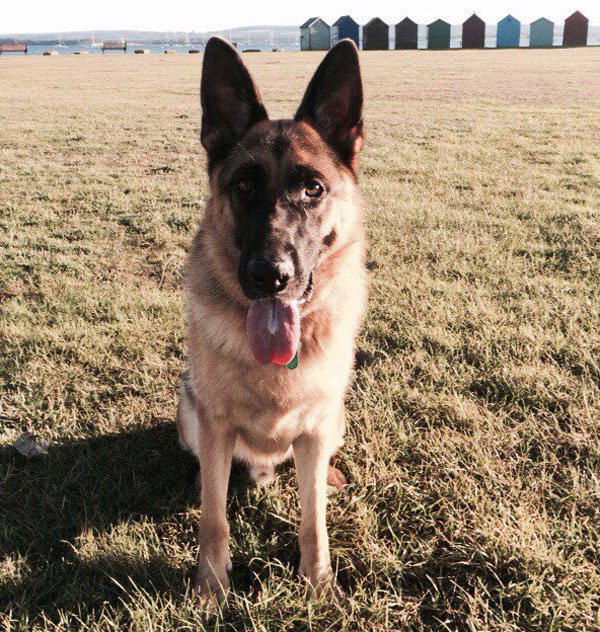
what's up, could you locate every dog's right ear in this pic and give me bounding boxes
[200,37,268,168]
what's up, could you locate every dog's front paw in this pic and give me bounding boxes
[299,562,345,602]
[194,551,232,608]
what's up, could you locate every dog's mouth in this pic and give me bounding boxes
[297,271,314,306]
[246,271,314,366]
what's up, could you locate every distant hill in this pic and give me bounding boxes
[0,26,299,47]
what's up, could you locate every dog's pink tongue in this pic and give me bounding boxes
[247,298,300,365]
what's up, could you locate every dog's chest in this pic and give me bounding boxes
[197,357,328,445]
[237,404,313,455]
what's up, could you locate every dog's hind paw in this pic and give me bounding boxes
[326,465,347,490]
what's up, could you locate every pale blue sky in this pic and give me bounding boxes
[2,0,598,34]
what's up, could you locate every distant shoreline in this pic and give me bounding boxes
[7,37,600,56]
[8,43,300,55]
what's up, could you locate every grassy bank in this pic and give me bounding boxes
[1,48,600,630]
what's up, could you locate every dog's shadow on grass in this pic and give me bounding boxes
[1,348,374,621]
[0,423,265,621]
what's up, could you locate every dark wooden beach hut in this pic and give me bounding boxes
[427,19,451,50]
[331,15,359,47]
[300,17,330,51]
[497,15,520,47]
[563,11,588,47]
[462,14,485,48]
[529,17,554,47]
[395,17,418,49]
[363,18,389,50]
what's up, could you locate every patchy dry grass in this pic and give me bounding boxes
[1,48,600,631]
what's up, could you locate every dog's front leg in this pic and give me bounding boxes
[194,419,236,605]
[293,430,343,598]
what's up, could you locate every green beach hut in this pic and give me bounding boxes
[427,19,451,50]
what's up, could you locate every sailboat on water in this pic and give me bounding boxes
[90,32,103,47]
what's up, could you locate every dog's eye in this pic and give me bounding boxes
[237,178,253,194]
[304,181,323,198]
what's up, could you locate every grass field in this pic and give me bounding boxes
[1,48,600,631]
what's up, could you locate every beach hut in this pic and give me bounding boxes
[331,15,359,47]
[427,19,451,50]
[363,18,389,50]
[529,17,554,47]
[300,17,331,51]
[563,11,588,47]
[462,14,485,48]
[395,17,418,49]
[497,15,521,47]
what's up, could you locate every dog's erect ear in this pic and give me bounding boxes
[200,37,268,168]
[295,39,363,172]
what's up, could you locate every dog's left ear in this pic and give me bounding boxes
[295,39,363,172]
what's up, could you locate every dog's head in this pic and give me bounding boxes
[200,37,363,303]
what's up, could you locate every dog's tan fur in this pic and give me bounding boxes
[177,38,366,603]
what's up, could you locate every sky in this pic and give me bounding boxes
[2,0,599,34]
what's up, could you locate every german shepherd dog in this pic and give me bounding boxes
[177,36,366,604]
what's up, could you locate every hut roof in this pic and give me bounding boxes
[428,19,450,28]
[498,14,520,25]
[531,17,553,26]
[565,10,588,23]
[333,15,358,27]
[463,13,484,26]
[396,17,417,27]
[300,17,320,28]
[365,17,388,28]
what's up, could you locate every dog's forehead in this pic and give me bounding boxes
[229,120,338,176]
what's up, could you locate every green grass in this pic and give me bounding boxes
[1,48,600,630]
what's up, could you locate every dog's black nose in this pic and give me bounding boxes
[247,258,290,294]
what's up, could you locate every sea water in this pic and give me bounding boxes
[13,25,600,55]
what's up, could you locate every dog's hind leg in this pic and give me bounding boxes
[176,370,200,457]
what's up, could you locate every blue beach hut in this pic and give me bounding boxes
[331,15,359,47]
[529,17,554,47]
[497,15,520,47]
